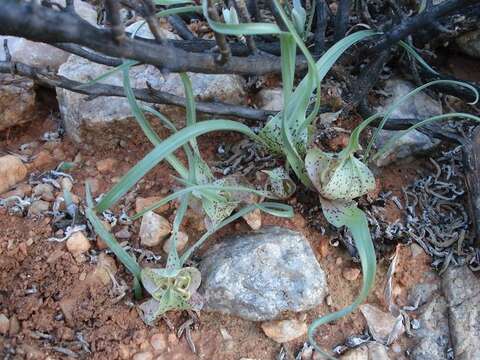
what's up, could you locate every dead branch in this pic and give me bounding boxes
[0,60,273,121]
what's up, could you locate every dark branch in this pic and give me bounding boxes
[0,60,273,121]
[334,0,350,42]
[0,0,291,75]
[372,0,479,53]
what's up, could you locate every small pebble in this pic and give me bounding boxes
[162,231,188,253]
[115,227,132,239]
[66,232,91,256]
[140,211,171,247]
[61,177,73,192]
[343,267,361,281]
[150,333,167,352]
[28,200,50,216]
[0,155,28,194]
[33,183,55,202]
[132,351,153,360]
[0,314,9,334]
[96,158,118,173]
[261,319,307,343]
[9,315,20,335]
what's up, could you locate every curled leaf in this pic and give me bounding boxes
[139,267,201,324]
[305,148,375,201]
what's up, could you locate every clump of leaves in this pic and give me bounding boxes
[206,0,480,357]
[83,45,293,323]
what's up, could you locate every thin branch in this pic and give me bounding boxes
[207,0,232,64]
[371,0,479,53]
[0,60,273,121]
[314,0,328,55]
[105,0,126,45]
[334,0,350,41]
[236,0,257,54]
[167,14,196,40]
[140,0,167,45]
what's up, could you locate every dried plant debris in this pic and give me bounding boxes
[212,139,278,177]
[404,147,479,272]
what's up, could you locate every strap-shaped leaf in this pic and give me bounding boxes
[308,198,376,359]
[95,120,262,213]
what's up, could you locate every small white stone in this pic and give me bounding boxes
[66,232,91,256]
[33,183,55,202]
[140,211,171,247]
[61,177,73,192]
[162,231,188,253]
[242,208,262,230]
[150,333,167,352]
[0,314,9,335]
[261,319,307,343]
[360,304,404,343]
[132,351,153,360]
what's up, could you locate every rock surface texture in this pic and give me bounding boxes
[409,266,480,360]
[0,74,36,131]
[442,266,480,360]
[199,226,328,321]
[373,78,441,166]
[57,47,246,143]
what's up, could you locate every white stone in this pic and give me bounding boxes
[261,319,307,343]
[256,88,283,111]
[66,231,91,255]
[140,211,171,247]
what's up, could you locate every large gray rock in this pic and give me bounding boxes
[442,266,480,360]
[0,74,36,131]
[374,129,440,167]
[375,78,443,120]
[410,296,451,360]
[456,30,480,59]
[57,53,246,143]
[198,226,327,321]
[373,78,442,167]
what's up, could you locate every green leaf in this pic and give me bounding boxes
[202,0,282,35]
[95,120,262,213]
[305,148,375,201]
[122,66,190,180]
[308,198,376,359]
[75,60,139,90]
[154,0,193,5]
[156,5,201,17]
[84,184,142,280]
[262,167,297,199]
[398,40,438,75]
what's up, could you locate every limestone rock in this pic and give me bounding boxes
[261,319,307,343]
[199,227,328,321]
[140,211,171,247]
[57,52,246,143]
[442,266,480,360]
